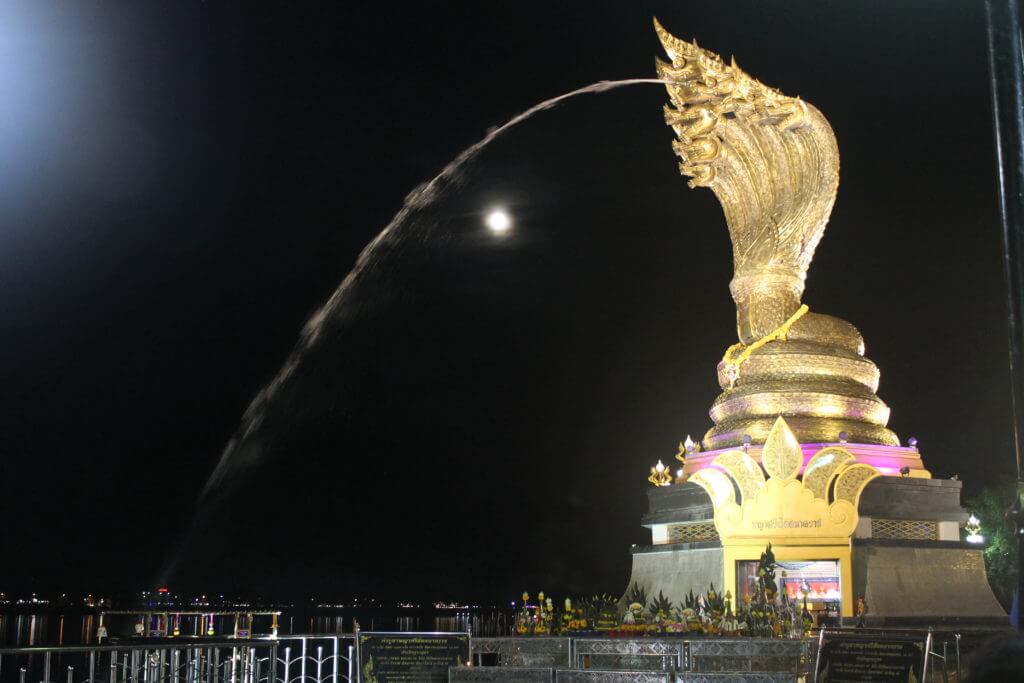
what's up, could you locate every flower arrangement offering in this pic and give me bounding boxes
[514,592,537,635]
[647,590,675,631]
[560,598,573,632]
[718,591,740,635]
[618,583,651,633]
[569,596,596,632]
[539,595,555,634]
[589,593,621,631]
[514,547,809,640]
[515,591,611,635]
[566,607,589,631]
[681,589,703,632]
[513,591,554,635]
[624,583,648,611]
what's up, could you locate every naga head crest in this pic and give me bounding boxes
[654,18,839,343]
[654,22,905,453]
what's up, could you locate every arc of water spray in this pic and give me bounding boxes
[200,77,667,500]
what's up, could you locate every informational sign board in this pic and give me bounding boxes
[814,629,930,682]
[357,631,470,683]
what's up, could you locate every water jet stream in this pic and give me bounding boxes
[198,77,667,500]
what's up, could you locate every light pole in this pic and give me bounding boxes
[984,0,1024,630]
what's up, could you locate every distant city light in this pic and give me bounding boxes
[485,209,511,234]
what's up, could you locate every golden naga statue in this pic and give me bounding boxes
[655,19,899,449]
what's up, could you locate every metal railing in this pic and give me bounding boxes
[1,629,1002,683]
[0,636,355,683]
[261,636,354,683]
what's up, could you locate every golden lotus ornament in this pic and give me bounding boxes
[648,459,673,487]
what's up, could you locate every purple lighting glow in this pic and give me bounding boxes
[684,442,928,479]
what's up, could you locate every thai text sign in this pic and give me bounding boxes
[357,632,469,683]
[815,630,927,682]
[751,517,823,531]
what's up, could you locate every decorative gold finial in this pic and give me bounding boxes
[648,459,673,487]
[761,417,803,481]
[675,435,700,465]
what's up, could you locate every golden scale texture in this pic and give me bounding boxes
[655,19,899,448]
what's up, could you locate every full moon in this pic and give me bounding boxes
[485,209,511,234]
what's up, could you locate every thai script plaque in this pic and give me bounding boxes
[357,631,469,683]
[814,629,928,682]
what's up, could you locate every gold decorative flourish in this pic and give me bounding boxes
[688,417,878,542]
[711,450,765,502]
[833,463,881,508]
[802,447,856,500]
[675,435,701,466]
[690,467,737,510]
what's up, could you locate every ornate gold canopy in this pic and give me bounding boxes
[690,417,880,543]
[655,20,899,448]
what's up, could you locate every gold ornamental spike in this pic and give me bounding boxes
[760,417,803,481]
[652,17,694,62]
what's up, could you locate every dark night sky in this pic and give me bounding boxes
[1,2,1015,602]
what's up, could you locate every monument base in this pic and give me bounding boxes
[625,543,724,609]
[625,476,1007,624]
[853,541,1007,626]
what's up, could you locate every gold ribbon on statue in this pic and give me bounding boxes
[722,304,809,386]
